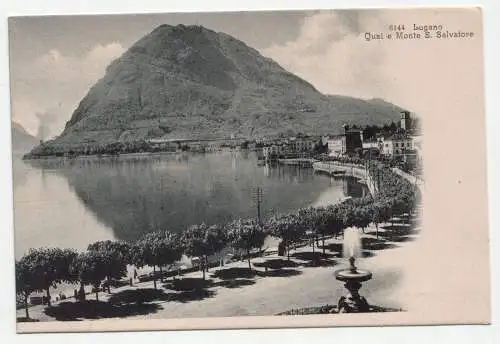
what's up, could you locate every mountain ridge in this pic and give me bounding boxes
[29,24,406,154]
[12,122,39,155]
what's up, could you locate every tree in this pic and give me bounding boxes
[156,231,184,280]
[268,213,305,260]
[310,207,331,256]
[87,240,132,293]
[20,248,78,307]
[15,259,35,319]
[181,224,216,280]
[340,203,356,236]
[206,224,228,270]
[353,205,373,234]
[226,218,267,271]
[313,140,328,155]
[299,206,343,257]
[71,251,108,301]
[371,202,388,238]
[324,205,345,242]
[134,231,183,288]
[297,207,319,253]
[389,122,398,133]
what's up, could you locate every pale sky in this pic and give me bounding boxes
[7,9,483,139]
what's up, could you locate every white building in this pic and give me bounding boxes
[287,137,315,152]
[262,144,286,159]
[326,135,343,156]
[362,140,381,150]
[262,137,315,160]
[380,135,414,156]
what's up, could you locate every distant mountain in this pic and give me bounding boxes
[11,122,39,155]
[29,24,405,154]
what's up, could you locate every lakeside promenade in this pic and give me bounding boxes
[312,161,378,195]
[17,209,421,322]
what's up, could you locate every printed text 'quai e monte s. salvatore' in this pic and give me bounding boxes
[364,24,475,41]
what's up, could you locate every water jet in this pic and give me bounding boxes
[335,227,372,313]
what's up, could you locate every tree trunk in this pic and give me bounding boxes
[375,223,379,239]
[24,293,29,319]
[202,265,206,280]
[322,234,325,256]
[153,265,157,289]
[79,282,86,301]
[107,276,111,293]
[46,287,51,307]
[247,250,252,271]
[287,240,290,261]
[95,290,99,302]
[205,256,209,272]
[312,237,315,253]
[159,265,163,282]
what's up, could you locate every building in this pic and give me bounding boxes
[412,134,423,153]
[147,138,182,151]
[327,135,344,156]
[321,136,330,146]
[204,141,223,152]
[400,111,411,131]
[362,140,381,150]
[287,137,315,153]
[262,137,315,160]
[262,144,286,159]
[326,125,364,156]
[380,134,414,156]
[343,125,364,155]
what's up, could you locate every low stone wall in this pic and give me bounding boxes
[312,161,377,196]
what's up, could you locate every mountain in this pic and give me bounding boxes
[11,122,39,155]
[30,24,405,153]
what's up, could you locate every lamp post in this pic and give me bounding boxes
[253,187,263,225]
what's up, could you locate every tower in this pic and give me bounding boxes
[400,111,411,131]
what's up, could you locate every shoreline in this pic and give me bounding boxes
[21,148,316,162]
[22,150,197,161]
[15,184,356,308]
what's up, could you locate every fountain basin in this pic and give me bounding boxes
[335,269,372,283]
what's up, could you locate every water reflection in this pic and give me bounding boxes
[14,152,366,257]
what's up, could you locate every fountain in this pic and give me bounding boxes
[335,227,372,313]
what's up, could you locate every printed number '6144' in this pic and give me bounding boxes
[389,25,405,31]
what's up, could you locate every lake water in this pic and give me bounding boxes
[13,151,365,259]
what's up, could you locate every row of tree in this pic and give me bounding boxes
[23,139,175,159]
[15,217,269,319]
[24,139,260,159]
[16,164,418,319]
[362,117,421,141]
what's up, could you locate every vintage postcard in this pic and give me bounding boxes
[10,6,490,333]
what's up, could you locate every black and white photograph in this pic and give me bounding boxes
[9,6,490,332]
